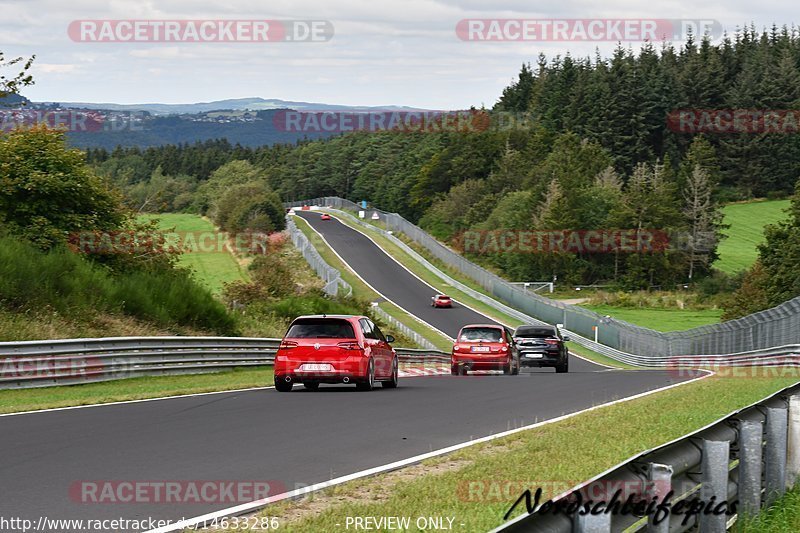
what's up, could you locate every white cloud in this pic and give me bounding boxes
[1,0,795,108]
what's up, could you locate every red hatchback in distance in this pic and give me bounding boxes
[451,324,520,375]
[274,315,398,391]
[431,294,452,308]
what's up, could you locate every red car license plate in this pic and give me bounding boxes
[471,346,490,353]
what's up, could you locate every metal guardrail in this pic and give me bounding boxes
[288,197,800,358]
[370,304,441,351]
[493,382,800,532]
[286,215,352,297]
[0,336,448,389]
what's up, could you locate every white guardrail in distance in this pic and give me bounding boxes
[286,215,352,297]
[290,200,800,368]
[370,304,440,351]
[0,336,449,389]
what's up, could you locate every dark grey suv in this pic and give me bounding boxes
[513,325,569,373]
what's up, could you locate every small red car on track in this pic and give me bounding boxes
[320,213,332,220]
[451,324,520,375]
[274,315,398,391]
[431,294,452,308]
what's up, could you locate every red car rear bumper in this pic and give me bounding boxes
[275,354,369,382]
[452,355,510,370]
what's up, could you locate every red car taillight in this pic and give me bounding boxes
[501,345,508,352]
[453,345,460,351]
[279,341,298,349]
[337,341,362,351]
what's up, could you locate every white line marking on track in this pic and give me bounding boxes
[0,385,276,417]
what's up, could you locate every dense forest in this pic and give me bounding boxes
[87,28,800,299]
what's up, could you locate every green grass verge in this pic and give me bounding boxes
[581,304,723,332]
[716,199,791,274]
[327,212,632,368]
[139,213,249,293]
[736,486,800,532]
[0,367,274,414]
[565,341,639,370]
[232,376,798,532]
[292,216,451,352]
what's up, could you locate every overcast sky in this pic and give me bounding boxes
[0,0,794,109]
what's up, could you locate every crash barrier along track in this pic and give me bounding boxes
[287,216,353,297]
[0,337,448,389]
[286,197,800,362]
[493,382,800,533]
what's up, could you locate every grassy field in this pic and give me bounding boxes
[232,376,799,531]
[0,367,274,414]
[715,199,791,274]
[738,487,800,532]
[139,213,249,293]
[581,304,723,331]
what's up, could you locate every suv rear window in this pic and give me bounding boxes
[459,327,503,342]
[285,318,356,339]
[514,326,557,338]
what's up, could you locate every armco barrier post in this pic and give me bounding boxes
[699,440,729,533]
[647,463,672,533]
[574,508,610,532]
[738,420,764,516]
[787,395,800,489]
[765,407,788,506]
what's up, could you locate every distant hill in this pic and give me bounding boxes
[39,97,429,116]
[65,108,335,149]
[23,97,432,149]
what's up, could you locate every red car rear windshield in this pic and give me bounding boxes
[286,318,356,339]
[459,327,503,342]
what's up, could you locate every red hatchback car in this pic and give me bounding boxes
[274,315,398,391]
[431,294,452,308]
[451,324,520,375]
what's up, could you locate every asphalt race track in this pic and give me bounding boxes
[0,211,697,532]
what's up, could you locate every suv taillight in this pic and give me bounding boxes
[279,341,298,349]
[545,338,559,346]
[337,341,362,350]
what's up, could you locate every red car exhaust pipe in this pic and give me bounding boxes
[343,376,350,383]
[284,376,292,383]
